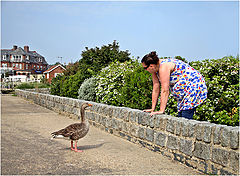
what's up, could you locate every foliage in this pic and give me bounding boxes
[95,61,135,106]
[50,41,131,98]
[15,82,50,89]
[94,56,239,126]
[189,56,239,126]
[78,77,97,102]
[63,62,80,76]
[117,62,153,109]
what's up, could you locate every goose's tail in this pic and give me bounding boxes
[51,131,70,140]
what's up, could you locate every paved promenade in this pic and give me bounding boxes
[1,94,201,175]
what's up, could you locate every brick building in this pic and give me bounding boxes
[1,45,48,77]
[43,64,66,83]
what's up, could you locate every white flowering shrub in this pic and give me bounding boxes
[95,61,136,106]
[189,56,239,126]
[78,77,97,101]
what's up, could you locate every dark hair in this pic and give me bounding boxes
[141,51,159,66]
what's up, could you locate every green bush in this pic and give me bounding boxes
[189,56,239,126]
[78,77,97,102]
[50,41,131,98]
[94,56,239,126]
[95,60,136,106]
[117,62,153,109]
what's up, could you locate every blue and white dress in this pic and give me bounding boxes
[160,59,208,112]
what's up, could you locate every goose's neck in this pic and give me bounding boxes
[81,108,86,122]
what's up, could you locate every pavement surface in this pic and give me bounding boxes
[1,94,202,175]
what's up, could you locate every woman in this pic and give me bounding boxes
[142,51,207,119]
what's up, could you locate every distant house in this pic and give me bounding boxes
[43,64,66,83]
[1,45,48,77]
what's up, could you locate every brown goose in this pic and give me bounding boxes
[51,103,92,152]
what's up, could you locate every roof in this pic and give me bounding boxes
[43,64,66,73]
[1,46,48,65]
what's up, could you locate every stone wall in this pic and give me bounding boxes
[24,88,51,94]
[15,89,239,175]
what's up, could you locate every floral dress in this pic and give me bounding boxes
[160,59,208,112]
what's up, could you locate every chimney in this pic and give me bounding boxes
[12,45,17,50]
[24,46,29,53]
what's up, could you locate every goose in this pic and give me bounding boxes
[51,103,92,152]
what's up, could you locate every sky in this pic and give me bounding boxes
[1,1,239,65]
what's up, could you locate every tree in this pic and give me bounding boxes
[50,40,131,99]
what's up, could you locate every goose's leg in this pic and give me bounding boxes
[71,141,74,151]
[74,141,83,152]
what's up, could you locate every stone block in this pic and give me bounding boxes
[113,107,121,119]
[137,111,149,126]
[95,114,100,123]
[193,142,210,160]
[188,120,199,138]
[154,115,161,128]
[155,132,167,147]
[122,122,130,133]
[196,121,209,141]
[229,151,239,172]
[203,124,216,143]
[112,118,119,130]
[166,117,177,134]
[158,115,170,131]
[230,127,239,149]
[167,135,179,150]
[122,108,131,122]
[149,115,155,128]
[212,147,229,166]
[221,126,230,147]
[118,120,123,131]
[179,138,193,156]
[101,116,107,126]
[130,124,139,137]
[138,127,145,139]
[105,117,112,128]
[175,118,183,136]
[129,110,137,122]
[213,125,221,144]
[146,128,154,142]
[180,118,190,137]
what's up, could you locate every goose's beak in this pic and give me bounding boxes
[88,103,93,107]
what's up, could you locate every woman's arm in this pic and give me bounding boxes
[151,72,160,112]
[158,63,172,113]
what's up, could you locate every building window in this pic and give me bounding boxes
[16,63,19,68]
[37,65,39,70]
[19,64,22,69]
[2,63,7,67]
[40,66,42,70]
[2,55,7,60]
[26,64,28,69]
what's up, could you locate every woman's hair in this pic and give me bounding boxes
[141,51,159,66]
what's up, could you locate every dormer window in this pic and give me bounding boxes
[2,55,7,60]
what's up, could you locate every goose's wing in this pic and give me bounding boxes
[52,123,81,137]
[71,123,89,140]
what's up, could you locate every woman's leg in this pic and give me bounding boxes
[178,108,196,120]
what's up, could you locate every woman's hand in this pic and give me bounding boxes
[143,109,164,116]
[143,109,153,113]
[150,111,164,116]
